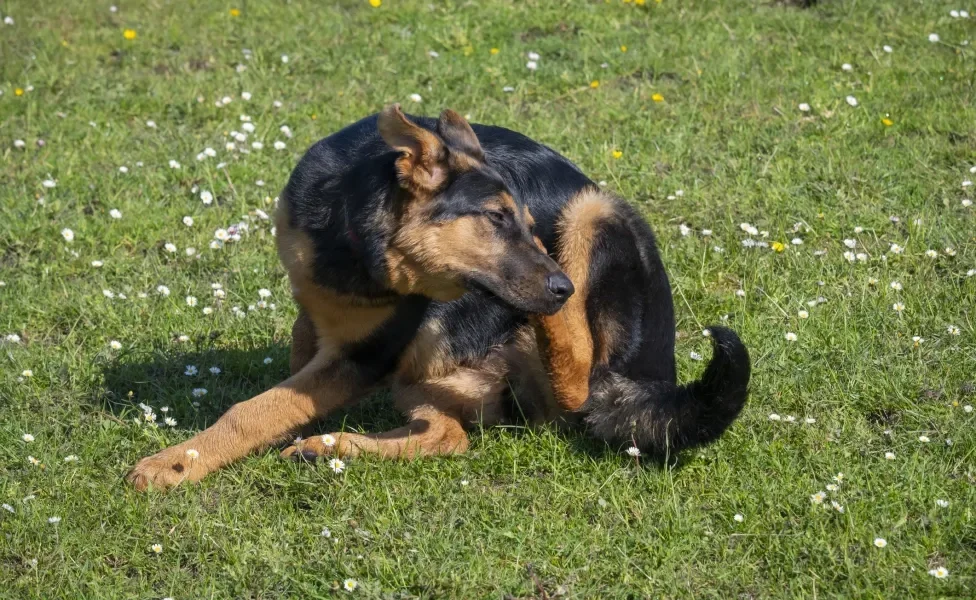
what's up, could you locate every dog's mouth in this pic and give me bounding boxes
[462,275,560,315]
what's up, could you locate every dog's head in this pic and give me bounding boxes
[379,104,572,315]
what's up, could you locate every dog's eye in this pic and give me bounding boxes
[485,210,506,226]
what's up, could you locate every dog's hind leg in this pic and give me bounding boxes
[534,188,615,412]
[279,366,509,459]
[128,353,367,490]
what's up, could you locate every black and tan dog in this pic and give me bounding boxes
[128,105,750,490]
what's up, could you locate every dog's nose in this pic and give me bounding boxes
[546,272,574,301]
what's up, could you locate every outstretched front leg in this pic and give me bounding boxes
[128,354,365,490]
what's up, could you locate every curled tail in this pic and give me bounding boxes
[582,326,750,457]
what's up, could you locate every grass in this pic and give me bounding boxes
[1,0,975,597]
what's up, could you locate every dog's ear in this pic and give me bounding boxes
[437,109,484,161]
[378,103,447,192]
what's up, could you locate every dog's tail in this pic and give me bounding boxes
[582,326,750,457]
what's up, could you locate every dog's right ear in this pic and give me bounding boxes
[378,104,447,193]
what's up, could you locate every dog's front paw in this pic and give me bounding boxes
[127,445,208,491]
[280,434,338,462]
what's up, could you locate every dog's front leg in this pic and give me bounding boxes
[128,353,365,491]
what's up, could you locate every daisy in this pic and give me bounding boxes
[830,501,844,513]
[258,288,272,298]
[798,310,809,319]
[892,302,905,312]
[64,455,79,462]
[873,538,887,548]
[798,103,811,112]
[274,141,286,150]
[91,260,104,267]
[841,63,852,71]
[109,209,122,219]
[928,567,948,579]
[164,417,177,427]
[883,45,893,53]
[343,579,358,592]
[185,247,196,257]
[185,448,200,459]
[42,179,56,188]
[150,544,163,554]
[263,357,273,364]
[947,325,961,336]
[157,285,171,296]
[109,340,122,350]
[964,405,973,413]
[409,93,423,103]
[28,456,41,466]
[168,159,181,169]
[889,243,904,254]
[21,369,33,377]
[733,514,744,522]
[200,191,213,204]
[785,332,797,342]
[845,95,858,107]
[182,216,194,227]
[328,458,346,473]
[804,417,816,424]
[22,433,34,442]
[936,499,949,508]
[928,33,940,43]
[214,229,230,241]
[48,516,61,524]
[925,249,938,258]
[918,435,930,443]
[321,434,337,447]
[209,366,221,375]
[625,446,641,457]
[186,296,198,307]
[184,365,198,376]
[61,228,74,242]
[884,452,895,460]
[769,413,781,421]
[164,243,177,253]
[119,166,129,173]
[526,61,538,70]
[192,388,208,397]
[889,281,902,291]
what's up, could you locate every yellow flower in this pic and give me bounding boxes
[636,0,646,5]
[369,0,382,6]
[490,48,499,55]
[463,45,474,56]
[620,45,628,52]
[14,88,24,96]
[612,150,623,159]
[881,117,893,126]
[123,29,137,40]
[229,8,240,16]
[651,92,664,102]
[590,80,600,89]
[771,241,786,253]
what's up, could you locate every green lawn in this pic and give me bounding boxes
[2,0,975,597]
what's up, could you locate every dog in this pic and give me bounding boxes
[128,105,750,490]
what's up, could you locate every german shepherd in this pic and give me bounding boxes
[128,105,750,490]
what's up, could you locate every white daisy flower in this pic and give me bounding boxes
[928,567,948,579]
[625,446,641,457]
[328,458,346,473]
[191,388,208,397]
[274,141,286,150]
[157,285,171,296]
[883,45,893,53]
[873,538,887,548]
[200,191,213,204]
[164,243,177,253]
[798,103,811,112]
[109,340,122,350]
[409,93,423,103]
[928,33,940,43]
[785,332,797,342]
[22,433,35,442]
[109,209,122,219]
[343,579,357,592]
[733,513,744,522]
[150,544,163,554]
[321,434,337,447]
[810,491,826,504]
[185,448,200,459]
[936,499,949,508]
[186,296,198,307]
[61,228,74,242]
[845,95,858,107]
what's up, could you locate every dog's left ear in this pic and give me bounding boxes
[437,109,484,161]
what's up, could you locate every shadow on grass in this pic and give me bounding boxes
[99,342,406,439]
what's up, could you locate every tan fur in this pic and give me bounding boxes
[290,309,318,375]
[128,354,364,490]
[536,188,615,412]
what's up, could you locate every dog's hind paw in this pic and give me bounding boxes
[280,434,338,462]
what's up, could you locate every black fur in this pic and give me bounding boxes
[284,111,750,457]
[583,327,750,457]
